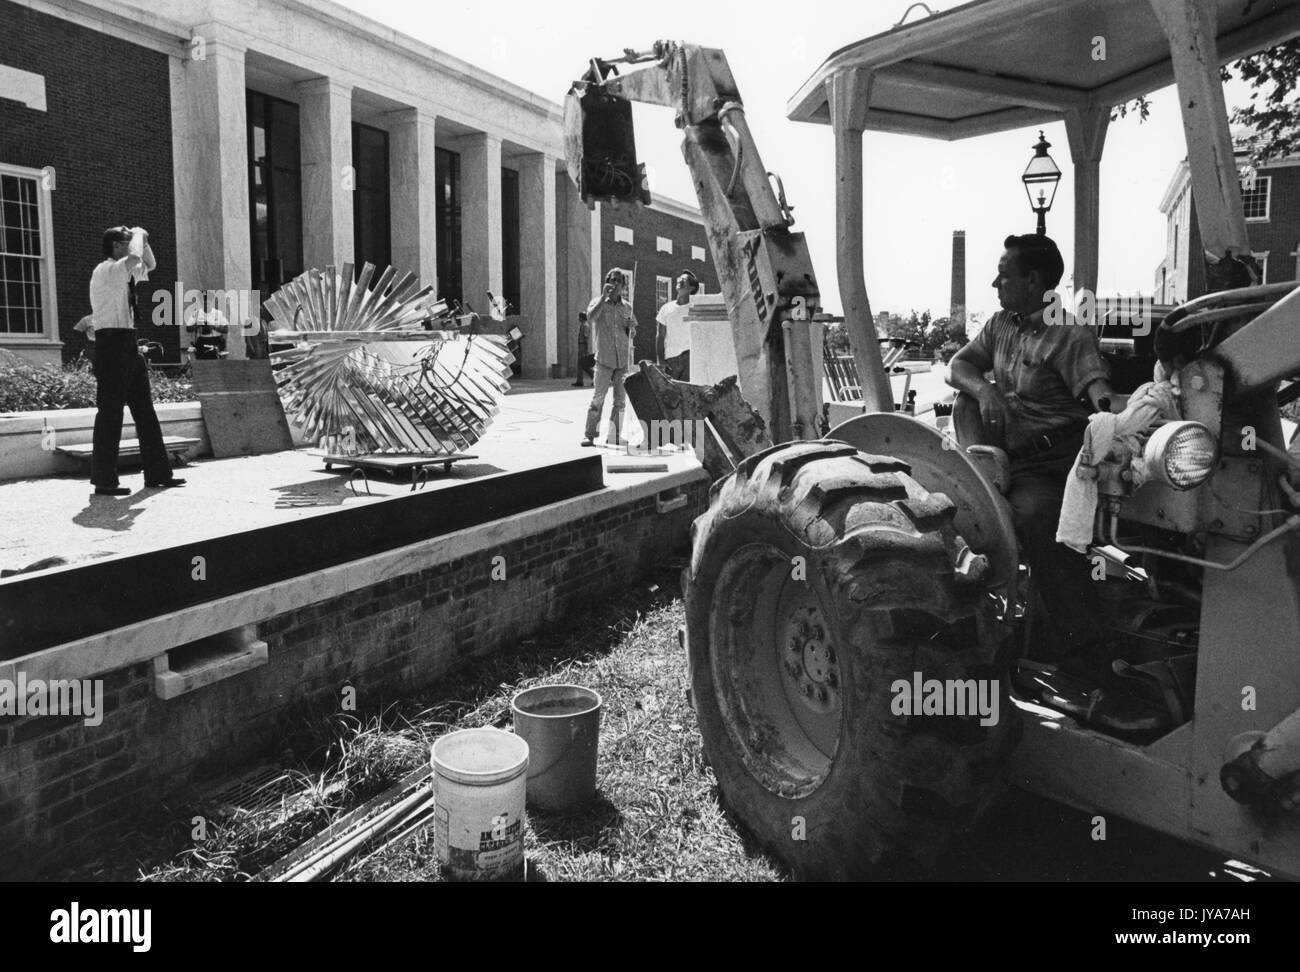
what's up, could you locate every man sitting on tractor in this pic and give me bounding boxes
[947,234,1116,673]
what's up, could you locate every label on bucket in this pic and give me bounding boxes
[475,816,523,867]
[436,804,524,876]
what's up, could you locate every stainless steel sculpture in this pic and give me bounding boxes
[265,263,517,455]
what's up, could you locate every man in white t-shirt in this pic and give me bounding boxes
[86,225,184,495]
[655,270,698,381]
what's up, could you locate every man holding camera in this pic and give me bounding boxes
[581,269,637,448]
[85,225,185,496]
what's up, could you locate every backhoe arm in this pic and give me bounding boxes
[564,41,827,445]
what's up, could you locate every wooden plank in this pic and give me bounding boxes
[56,436,200,460]
[193,359,295,457]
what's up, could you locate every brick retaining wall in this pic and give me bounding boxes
[0,480,706,877]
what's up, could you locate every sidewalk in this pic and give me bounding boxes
[0,382,699,575]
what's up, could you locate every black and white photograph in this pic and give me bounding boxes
[1,0,1298,941]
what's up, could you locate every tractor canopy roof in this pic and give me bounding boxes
[786,0,1300,140]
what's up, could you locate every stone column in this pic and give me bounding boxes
[171,28,250,357]
[556,176,593,372]
[517,152,557,377]
[297,77,354,271]
[388,106,438,291]
[457,132,503,313]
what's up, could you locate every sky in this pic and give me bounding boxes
[332,0,1261,322]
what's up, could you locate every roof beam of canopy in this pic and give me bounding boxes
[787,0,1300,140]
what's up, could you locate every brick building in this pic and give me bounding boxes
[598,195,721,364]
[0,0,178,367]
[0,0,714,375]
[1153,132,1300,304]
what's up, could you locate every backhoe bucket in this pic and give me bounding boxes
[563,84,651,206]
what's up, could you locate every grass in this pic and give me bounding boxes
[64,562,783,882]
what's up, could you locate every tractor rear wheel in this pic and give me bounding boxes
[685,441,1018,878]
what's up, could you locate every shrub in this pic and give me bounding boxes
[0,356,195,412]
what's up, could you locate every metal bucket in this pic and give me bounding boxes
[511,684,603,812]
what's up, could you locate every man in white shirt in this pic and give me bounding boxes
[655,270,698,381]
[87,225,184,495]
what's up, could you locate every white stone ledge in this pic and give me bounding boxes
[0,464,708,685]
[0,403,313,481]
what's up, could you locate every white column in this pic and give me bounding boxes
[457,132,503,313]
[171,28,250,358]
[388,106,438,291]
[297,77,354,271]
[1065,105,1109,296]
[518,152,557,377]
[560,175,594,374]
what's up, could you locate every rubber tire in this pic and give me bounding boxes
[685,440,1019,879]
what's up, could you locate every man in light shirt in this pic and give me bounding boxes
[86,225,184,495]
[655,270,698,381]
[581,269,637,448]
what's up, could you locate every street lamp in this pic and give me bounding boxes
[1022,131,1061,236]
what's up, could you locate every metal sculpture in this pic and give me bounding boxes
[265,262,517,455]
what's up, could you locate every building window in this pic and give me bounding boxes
[501,167,520,315]
[1253,251,1269,284]
[655,274,672,307]
[352,122,391,276]
[0,164,56,341]
[614,225,633,245]
[691,245,705,262]
[435,147,462,307]
[247,91,303,296]
[656,236,672,254]
[1242,175,1270,221]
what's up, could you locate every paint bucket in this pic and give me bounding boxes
[430,727,529,880]
[511,684,602,811]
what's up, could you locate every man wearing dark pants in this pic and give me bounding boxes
[947,234,1113,669]
[87,226,184,496]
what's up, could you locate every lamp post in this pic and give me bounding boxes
[1022,131,1061,236]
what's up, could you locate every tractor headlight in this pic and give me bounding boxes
[1144,421,1217,490]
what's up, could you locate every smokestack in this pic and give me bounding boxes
[950,230,966,329]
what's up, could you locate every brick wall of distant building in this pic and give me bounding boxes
[1159,161,1300,303]
[601,204,720,363]
[1245,164,1300,284]
[0,0,178,363]
[0,482,705,877]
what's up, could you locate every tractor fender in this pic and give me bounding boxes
[828,411,1019,591]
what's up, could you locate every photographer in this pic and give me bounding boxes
[84,225,185,495]
[581,269,637,448]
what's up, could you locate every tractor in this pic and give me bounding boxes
[565,0,1300,879]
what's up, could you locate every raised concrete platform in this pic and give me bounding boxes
[0,379,700,574]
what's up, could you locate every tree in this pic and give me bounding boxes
[1230,38,1300,160]
[1114,38,1300,162]
[885,310,930,346]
